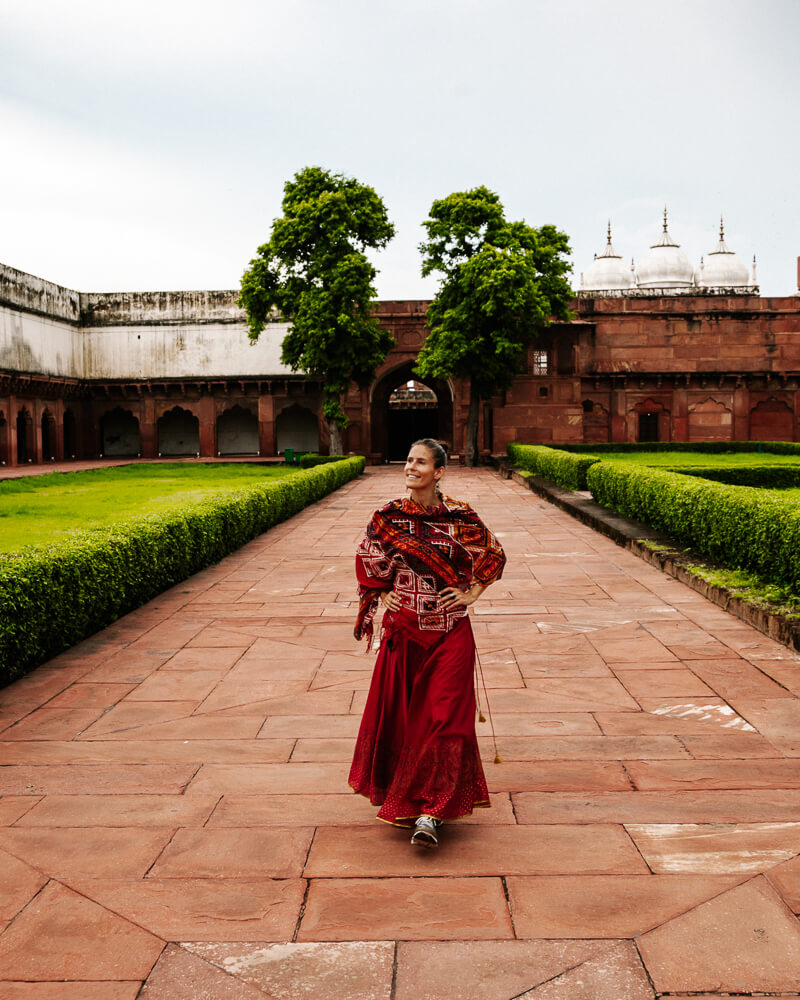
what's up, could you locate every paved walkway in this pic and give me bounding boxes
[2,467,800,998]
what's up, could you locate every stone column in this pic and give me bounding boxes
[258,394,275,456]
[140,397,157,458]
[198,397,215,457]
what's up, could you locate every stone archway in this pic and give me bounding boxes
[16,408,33,464]
[41,410,56,461]
[371,362,453,462]
[157,406,199,456]
[275,403,320,455]
[750,397,793,441]
[101,407,141,457]
[217,405,258,455]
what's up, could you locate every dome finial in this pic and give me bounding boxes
[663,206,668,233]
[607,219,612,245]
[720,215,725,241]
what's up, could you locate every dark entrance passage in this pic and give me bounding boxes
[387,381,438,461]
[371,363,453,462]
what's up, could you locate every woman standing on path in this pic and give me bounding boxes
[349,439,506,848]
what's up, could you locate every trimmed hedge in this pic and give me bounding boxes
[0,457,365,686]
[558,441,800,455]
[587,460,800,590]
[298,453,353,468]
[669,465,800,489]
[507,442,600,490]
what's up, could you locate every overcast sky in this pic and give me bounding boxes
[1,0,798,298]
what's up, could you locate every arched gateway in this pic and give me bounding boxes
[370,362,453,461]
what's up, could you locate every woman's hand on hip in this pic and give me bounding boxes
[380,591,402,612]
[439,585,480,610]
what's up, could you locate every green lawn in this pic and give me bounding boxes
[0,463,298,553]
[595,450,800,466]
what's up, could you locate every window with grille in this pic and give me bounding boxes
[531,349,549,375]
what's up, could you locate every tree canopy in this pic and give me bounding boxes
[415,186,573,465]
[239,166,395,454]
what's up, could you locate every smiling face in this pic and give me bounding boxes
[404,443,443,499]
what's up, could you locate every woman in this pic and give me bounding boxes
[349,438,506,848]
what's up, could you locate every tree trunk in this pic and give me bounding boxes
[328,419,344,456]
[465,380,480,467]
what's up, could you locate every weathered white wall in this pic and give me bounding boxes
[0,306,83,378]
[81,322,293,379]
[0,262,295,380]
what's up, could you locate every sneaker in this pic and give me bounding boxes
[410,814,440,848]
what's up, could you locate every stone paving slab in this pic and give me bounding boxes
[2,465,800,997]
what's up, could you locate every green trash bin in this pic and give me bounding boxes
[284,448,294,464]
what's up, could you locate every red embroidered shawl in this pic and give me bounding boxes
[354,495,506,647]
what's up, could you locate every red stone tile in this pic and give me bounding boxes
[767,854,800,912]
[0,848,48,924]
[69,877,305,941]
[304,824,648,877]
[686,657,797,703]
[612,668,715,699]
[0,763,196,795]
[0,739,289,765]
[751,657,800,695]
[624,758,800,790]
[77,702,200,738]
[489,679,640,713]
[124,669,228,702]
[138,944,264,999]
[184,940,394,998]
[512,789,800,825]
[0,827,173,879]
[81,650,171,684]
[483,735,687,761]
[1,708,107,741]
[735,698,800,742]
[81,715,269,742]
[204,689,353,717]
[519,940,655,999]
[47,683,138,708]
[0,667,92,707]
[0,984,141,999]
[308,669,374,691]
[486,760,632,792]
[291,737,364,762]
[515,654,611,677]
[0,795,40,825]
[160,647,248,670]
[0,882,163,980]
[16,794,219,828]
[680,731,781,758]
[589,632,678,663]
[394,940,614,1000]
[595,708,754,734]
[187,761,350,795]
[298,876,513,940]
[638,876,800,993]
[490,713,602,736]
[508,874,743,937]
[627,822,800,874]
[148,827,313,878]
[257,714,361,738]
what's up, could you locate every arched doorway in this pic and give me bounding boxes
[101,407,141,457]
[157,406,200,456]
[41,410,56,461]
[217,405,258,455]
[371,363,453,462]
[63,409,77,459]
[16,408,33,463]
[750,397,793,441]
[275,404,319,455]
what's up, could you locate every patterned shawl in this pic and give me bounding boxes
[354,495,506,647]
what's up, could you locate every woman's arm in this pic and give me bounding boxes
[438,579,491,610]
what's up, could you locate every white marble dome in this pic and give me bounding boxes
[695,220,751,289]
[581,224,636,291]
[636,211,694,289]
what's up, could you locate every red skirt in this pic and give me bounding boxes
[349,615,490,826]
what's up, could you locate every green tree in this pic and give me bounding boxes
[239,166,395,454]
[416,187,573,466]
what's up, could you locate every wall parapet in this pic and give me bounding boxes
[0,263,81,324]
[79,289,247,326]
